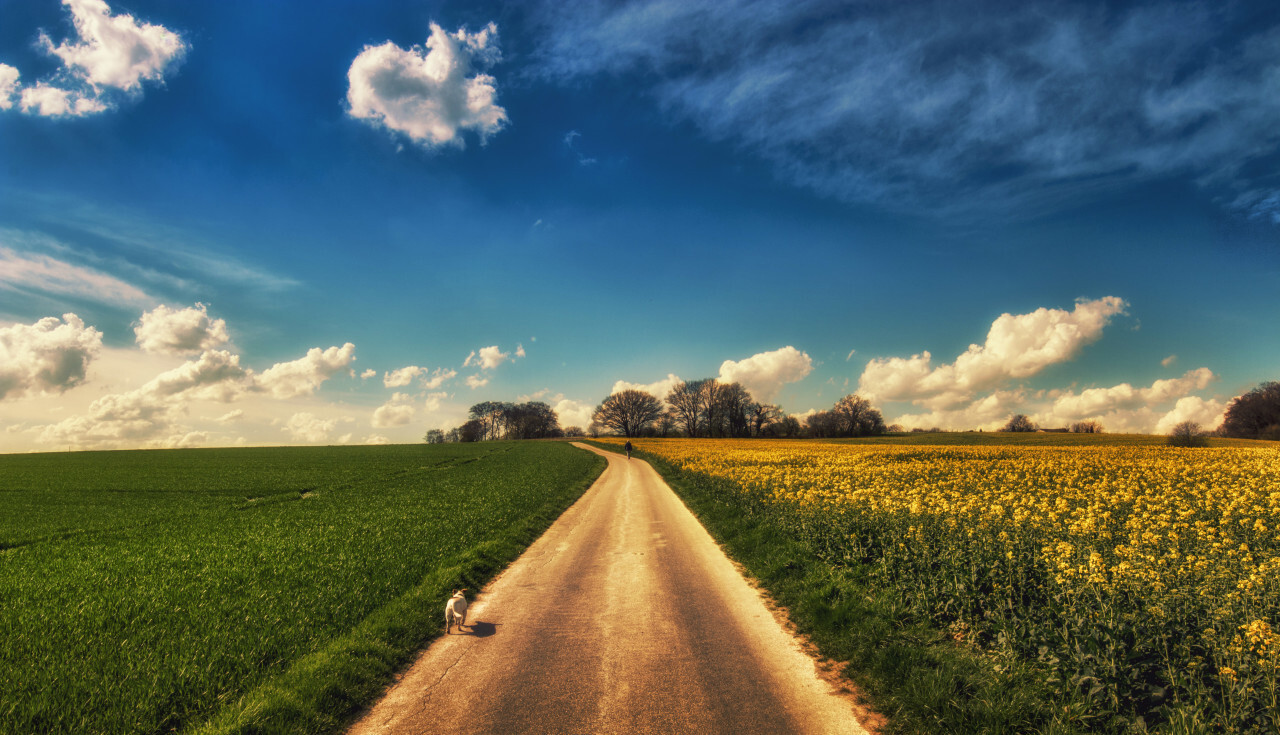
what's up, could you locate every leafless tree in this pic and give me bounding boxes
[1002,414,1037,432]
[593,389,664,437]
[666,379,715,437]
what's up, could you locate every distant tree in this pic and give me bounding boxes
[506,401,561,439]
[444,427,461,443]
[749,403,784,437]
[1222,381,1280,440]
[831,394,886,437]
[563,426,585,438]
[656,410,677,438]
[805,410,840,438]
[424,429,445,444]
[1168,420,1209,447]
[666,379,715,437]
[1002,414,1037,432]
[468,401,510,441]
[710,382,753,437]
[458,419,485,443]
[1070,420,1104,434]
[885,424,905,434]
[593,389,664,437]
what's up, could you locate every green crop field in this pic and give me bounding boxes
[0,441,604,735]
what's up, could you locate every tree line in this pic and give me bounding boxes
[591,379,887,439]
[425,400,585,443]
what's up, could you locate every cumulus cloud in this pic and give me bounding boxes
[0,245,151,306]
[372,392,417,428]
[255,343,356,399]
[1049,368,1216,420]
[533,1,1280,219]
[465,374,489,389]
[134,303,229,355]
[859,297,1127,408]
[0,64,18,110]
[554,398,595,430]
[0,313,102,400]
[6,0,186,117]
[1154,396,1227,435]
[612,372,683,401]
[284,412,336,443]
[422,368,457,389]
[38,349,247,447]
[383,365,424,388]
[361,369,377,379]
[464,345,512,370]
[717,346,813,402]
[346,22,506,148]
[1162,355,1178,367]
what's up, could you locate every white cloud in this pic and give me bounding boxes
[364,434,392,445]
[422,367,457,389]
[0,245,151,306]
[717,346,813,402]
[1153,396,1227,435]
[134,303,229,355]
[372,392,417,428]
[1162,354,1178,367]
[516,343,526,358]
[37,349,247,447]
[383,365,424,388]
[8,0,185,117]
[361,368,377,379]
[464,345,512,370]
[41,0,186,91]
[465,374,489,389]
[0,64,19,110]
[612,372,682,401]
[285,412,336,443]
[0,313,103,400]
[255,343,356,399]
[346,22,506,148]
[423,391,448,412]
[216,409,243,423]
[859,297,1127,408]
[554,398,595,430]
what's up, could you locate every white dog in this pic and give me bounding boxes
[445,589,468,633]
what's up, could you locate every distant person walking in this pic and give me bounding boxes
[624,440,632,459]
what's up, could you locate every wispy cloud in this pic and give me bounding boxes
[0,244,151,306]
[533,0,1280,219]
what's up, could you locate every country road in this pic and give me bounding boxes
[348,443,873,735]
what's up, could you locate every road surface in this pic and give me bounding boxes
[348,443,873,735]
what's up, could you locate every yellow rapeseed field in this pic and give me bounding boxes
[605,437,1280,731]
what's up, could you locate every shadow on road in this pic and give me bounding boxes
[462,621,499,638]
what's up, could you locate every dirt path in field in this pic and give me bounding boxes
[347,443,876,735]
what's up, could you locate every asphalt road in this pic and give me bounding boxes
[348,443,872,735]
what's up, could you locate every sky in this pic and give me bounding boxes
[1,0,1278,451]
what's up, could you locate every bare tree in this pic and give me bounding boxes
[1002,414,1037,432]
[593,389,664,437]
[666,379,714,437]
[749,403,784,436]
[1070,420,1104,434]
[711,382,753,437]
[831,394,886,437]
[1168,420,1209,447]
[424,429,445,444]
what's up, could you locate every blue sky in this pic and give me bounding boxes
[1,0,1278,450]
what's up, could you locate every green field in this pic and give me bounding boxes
[0,442,604,735]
